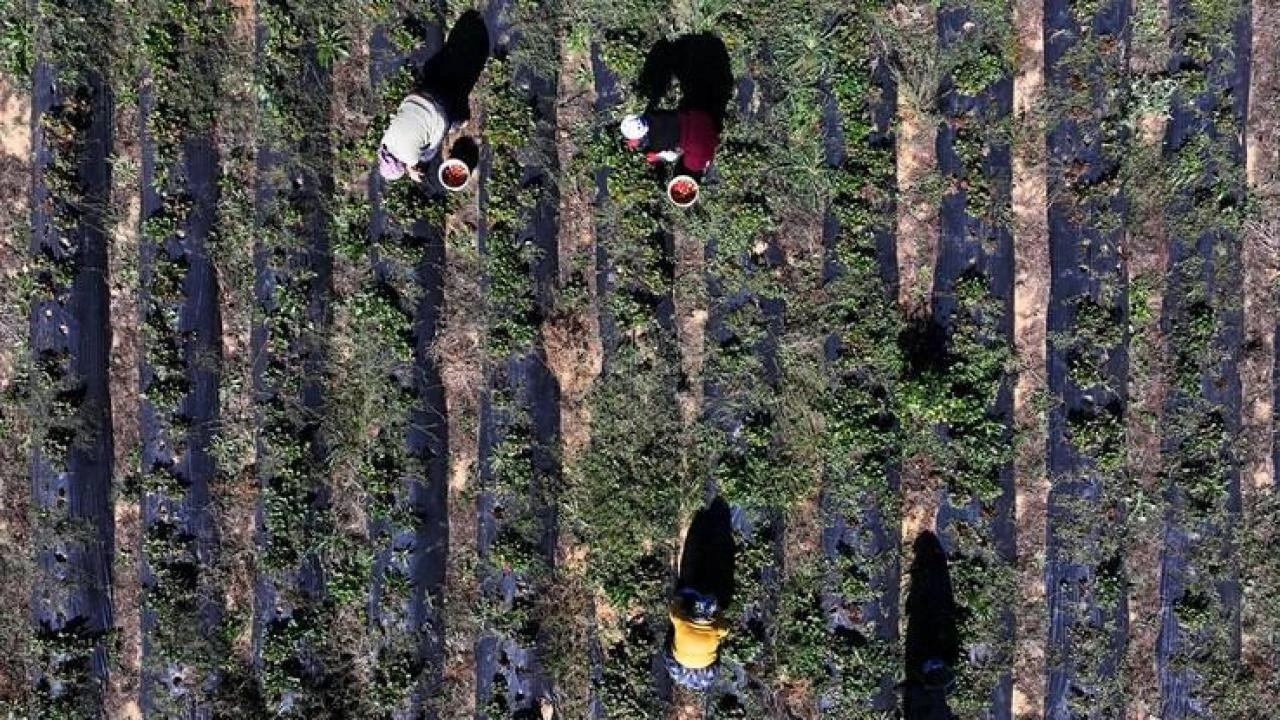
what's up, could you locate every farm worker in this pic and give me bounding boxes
[621,110,720,176]
[664,586,730,691]
[378,93,450,183]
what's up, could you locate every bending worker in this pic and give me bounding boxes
[376,11,491,183]
[378,92,450,183]
[621,109,720,177]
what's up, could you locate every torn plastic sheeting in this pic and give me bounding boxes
[476,636,551,717]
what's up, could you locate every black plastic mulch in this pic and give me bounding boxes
[136,75,226,712]
[1041,0,1132,715]
[473,0,562,713]
[932,3,1017,717]
[249,16,336,709]
[816,25,903,713]
[28,51,116,713]
[366,12,454,713]
[1154,0,1250,714]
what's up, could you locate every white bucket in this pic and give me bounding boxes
[438,158,472,191]
[667,175,699,207]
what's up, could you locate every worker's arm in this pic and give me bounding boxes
[645,149,681,164]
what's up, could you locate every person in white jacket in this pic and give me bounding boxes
[378,93,450,183]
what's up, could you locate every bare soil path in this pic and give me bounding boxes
[1243,1,1278,499]
[208,0,261,703]
[1241,0,1280,696]
[536,24,604,718]
[1124,1,1171,715]
[891,3,941,323]
[893,0,942,582]
[1010,0,1048,714]
[104,86,143,720]
[436,56,487,720]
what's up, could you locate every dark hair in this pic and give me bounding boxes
[675,587,719,622]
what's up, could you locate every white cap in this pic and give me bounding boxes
[620,114,648,141]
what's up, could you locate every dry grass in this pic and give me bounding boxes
[0,76,33,710]
[533,570,597,717]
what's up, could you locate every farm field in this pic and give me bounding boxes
[0,0,1277,717]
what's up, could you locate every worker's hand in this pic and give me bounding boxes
[625,138,641,150]
[407,165,424,183]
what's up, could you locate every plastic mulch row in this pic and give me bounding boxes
[473,0,561,714]
[250,2,339,711]
[814,3,903,714]
[1154,0,1250,715]
[930,1,1017,716]
[582,7,683,717]
[136,69,226,714]
[365,7,452,714]
[694,12,788,715]
[1041,0,1131,715]
[28,15,116,715]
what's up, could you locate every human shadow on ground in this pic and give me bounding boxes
[448,135,481,169]
[415,9,490,124]
[677,496,736,610]
[904,531,959,719]
[636,32,734,131]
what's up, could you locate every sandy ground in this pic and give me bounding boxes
[0,74,32,709]
[894,107,939,318]
[1240,0,1280,695]
[1242,1,1278,497]
[543,32,604,718]
[1009,0,1049,714]
[103,85,143,720]
[0,79,29,392]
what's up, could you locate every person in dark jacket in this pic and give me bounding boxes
[620,110,720,176]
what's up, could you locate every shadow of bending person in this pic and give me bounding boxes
[416,9,491,125]
[678,497,736,609]
[904,531,960,719]
[636,32,734,131]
